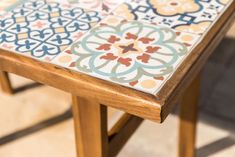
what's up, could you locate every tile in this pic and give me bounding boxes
[112,0,232,34]
[0,0,25,16]
[0,0,233,95]
[0,85,71,137]
[63,0,124,14]
[0,0,103,61]
[52,15,200,94]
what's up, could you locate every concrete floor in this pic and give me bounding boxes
[0,22,235,157]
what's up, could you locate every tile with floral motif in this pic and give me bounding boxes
[0,0,25,16]
[0,0,103,61]
[52,16,201,94]
[112,0,232,34]
[61,0,124,14]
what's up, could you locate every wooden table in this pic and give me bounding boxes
[0,0,234,157]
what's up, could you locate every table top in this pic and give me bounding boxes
[0,0,234,122]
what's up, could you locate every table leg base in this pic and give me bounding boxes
[178,75,200,157]
[72,96,109,157]
[71,95,143,157]
[0,71,13,95]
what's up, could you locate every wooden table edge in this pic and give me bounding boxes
[159,1,235,122]
[0,1,234,123]
[0,50,162,122]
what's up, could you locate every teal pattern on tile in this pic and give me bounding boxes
[0,0,103,60]
[64,0,124,13]
[52,16,200,94]
[112,0,231,34]
[0,0,233,94]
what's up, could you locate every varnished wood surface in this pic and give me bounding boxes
[0,1,234,122]
[0,71,12,94]
[72,96,108,157]
[160,3,235,121]
[178,75,200,157]
[0,51,161,121]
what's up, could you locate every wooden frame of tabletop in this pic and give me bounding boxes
[0,2,234,157]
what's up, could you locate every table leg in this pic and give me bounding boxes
[72,96,108,157]
[178,75,200,157]
[0,71,13,94]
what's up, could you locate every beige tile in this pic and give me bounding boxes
[0,120,76,157]
[0,79,71,137]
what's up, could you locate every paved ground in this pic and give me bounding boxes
[0,23,235,157]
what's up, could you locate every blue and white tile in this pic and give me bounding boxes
[112,0,232,34]
[0,0,103,61]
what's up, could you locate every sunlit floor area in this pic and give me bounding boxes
[0,23,235,157]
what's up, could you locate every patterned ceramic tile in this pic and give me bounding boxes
[52,16,200,94]
[62,0,124,14]
[0,0,25,16]
[0,0,233,95]
[0,0,103,61]
[112,0,232,34]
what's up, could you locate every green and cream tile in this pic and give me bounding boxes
[52,15,200,94]
[0,0,25,16]
[61,0,125,14]
[0,0,233,95]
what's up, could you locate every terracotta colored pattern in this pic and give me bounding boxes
[0,0,232,94]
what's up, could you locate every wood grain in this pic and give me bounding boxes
[0,52,161,121]
[0,71,12,94]
[72,96,108,157]
[0,1,234,122]
[160,3,235,122]
[178,75,200,157]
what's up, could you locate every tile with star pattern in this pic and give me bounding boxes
[112,0,232,34]
[52,15,201,94]
[0,0,104,61]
